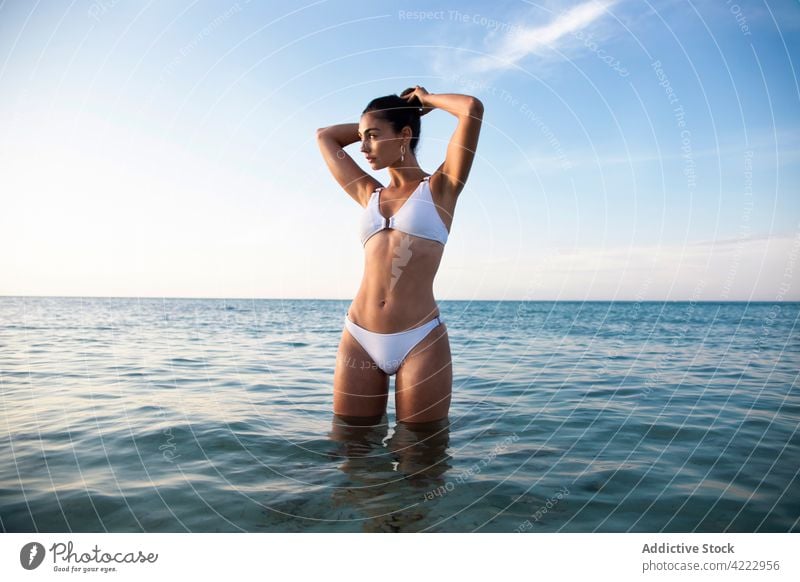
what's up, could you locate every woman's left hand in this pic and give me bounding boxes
[400,85,434,116]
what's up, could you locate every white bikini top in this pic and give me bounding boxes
[360,176,449,246]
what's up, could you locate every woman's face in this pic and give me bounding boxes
[358,112,406,170]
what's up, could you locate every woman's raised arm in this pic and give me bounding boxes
[401,88,483,198]
[316,122,380,207]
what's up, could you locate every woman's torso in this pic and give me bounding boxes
[348,173,456,333]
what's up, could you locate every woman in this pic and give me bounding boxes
[316,86,483,423]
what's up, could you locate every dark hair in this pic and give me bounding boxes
[362,94,422,155]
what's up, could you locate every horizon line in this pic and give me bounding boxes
[1,295,798,303]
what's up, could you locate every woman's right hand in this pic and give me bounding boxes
[400,86,434,116]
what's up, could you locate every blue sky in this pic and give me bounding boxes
[1,0,798,300]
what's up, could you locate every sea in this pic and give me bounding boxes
[1,297,798,532]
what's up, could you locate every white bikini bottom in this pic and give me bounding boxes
[344,312,444,375]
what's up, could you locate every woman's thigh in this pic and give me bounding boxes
[394,323,452,423]
[333,327,389,418]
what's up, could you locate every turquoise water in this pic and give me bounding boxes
[1,297,798,532]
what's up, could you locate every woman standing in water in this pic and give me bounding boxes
[316,86,483,424]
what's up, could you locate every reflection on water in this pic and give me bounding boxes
[328,415,452,532]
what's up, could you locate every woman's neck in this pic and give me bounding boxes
[386,161,426,188]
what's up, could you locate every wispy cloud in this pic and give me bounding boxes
[470,0,618,73]
[468,234,800,301]
[512,127,800,176]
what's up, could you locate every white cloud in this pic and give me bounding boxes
[473,234,800,301]
[469,0,618,73]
